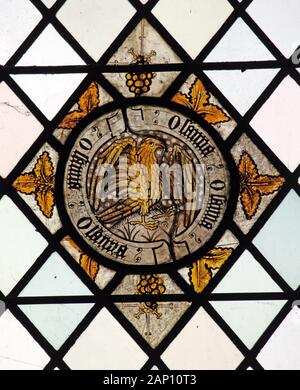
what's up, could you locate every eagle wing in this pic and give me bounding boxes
[96,198,142,225]
[169,144,201,228]
[88,137,137,213]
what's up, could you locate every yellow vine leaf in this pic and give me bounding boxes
[35,188,55,219]
[59,81,100,129]
[64,235,82,252]
[189,248,233,293]
[13,151,55,218]
[34,151,54,180]
[172,91,191,108]
[64,236,100,281]
[13,173,36,194]
[240,189,261,219]
[172,78,230,124]
[189,260,211,294]
[78,81,100,113]
[190,77,210,110]
[80,254,100,281]
[239,152,285,219]
[199,104,230,125]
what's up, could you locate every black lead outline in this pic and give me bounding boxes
[0,0,298,372]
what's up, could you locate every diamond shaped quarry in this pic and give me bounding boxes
[0,310,49,369]
[247,0,300,57]
[57,0,136,61]
[19,303,94,350]
[0,82,43,177]
[11,73,87,120]
[19,252,93,297]
[0,196,47,295]
[152,0,233,58]
[64,308,148,369]
[17,24,85,66]
[161,307,244,369]
[257,306,300,370]
[250,76,300,172]
[0,0,42,64]
[254,191,300,290]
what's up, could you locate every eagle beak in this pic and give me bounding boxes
[158,142,166,152]
[155,143,165,157]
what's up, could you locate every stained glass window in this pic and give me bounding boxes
[0,0,299,373]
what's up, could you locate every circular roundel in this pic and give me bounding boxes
[56,98,238,272]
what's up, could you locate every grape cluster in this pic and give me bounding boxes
[125,55,156,96]
[137,274,166,311]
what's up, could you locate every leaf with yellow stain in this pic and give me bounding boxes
[64,236,100,281]
[79,254,100,281]
[172,78,230,125]
[189,248,233,293]
[13,151,55,218]
[59,81,100,129]
[239,152,285,219]
[64,235,82,252]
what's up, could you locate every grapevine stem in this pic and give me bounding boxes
[140,19,145,57]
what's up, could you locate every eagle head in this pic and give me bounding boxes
[140,137,166,154]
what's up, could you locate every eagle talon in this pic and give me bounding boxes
[130,219,159,230]
[152,207,176,220]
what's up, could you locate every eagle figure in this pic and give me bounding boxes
[88,136,199,231]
